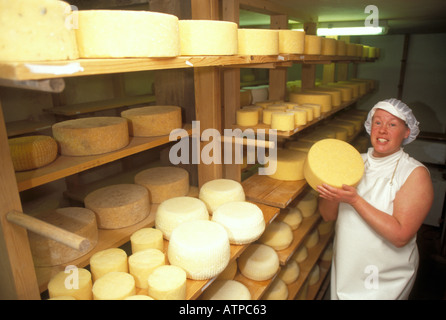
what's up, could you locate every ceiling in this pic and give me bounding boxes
[240,0,446,34]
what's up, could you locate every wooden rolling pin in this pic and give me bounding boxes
[6,210,90,252]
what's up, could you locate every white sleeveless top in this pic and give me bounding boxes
[330,147,426,300]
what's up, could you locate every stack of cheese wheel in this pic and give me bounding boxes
[75,10,180,58]
[134,166,189,204]
[47,267,93,300]
[238,29,279,55]
[200,280,251,300]
[92,271,136,300]
[84,184,150,229]
[147,265,187,300]
[155,196,209,240]
[8,135,58,171]
[336,40,347,56]
[28,207,98,267]
[304,35,322,55]
[167,220,230,280]
[278,259,300,284]
[217,259,238,280]
[278,30,305,54]
[130,227,164,253]
[285,140,314,153]
[198,179,245,214]
[321,37,337,55]
[89,248,128,282]
[52,117,129,156]
[275,207,303,230]
[263,277,288,300]
[258,221,293,251]
[128,248,165,289]
[121,106,182,137]
[236,108,259,126]
[295,189,318,218]
[265,148,307,181]
[238,244,279,281]
[0,0,79,61]
[289,92,332,113]
[270,111,295,131]
[211,201,265,245]
[179,20,237,55]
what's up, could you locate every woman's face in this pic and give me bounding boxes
[370,108,410,157]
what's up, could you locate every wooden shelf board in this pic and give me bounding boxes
[6,117,54,137]
[234,271,280,300]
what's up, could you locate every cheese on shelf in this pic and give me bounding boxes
[326,120,356,137]
[147,265,187,300]
[278,259,300,284]
[275,207,303,230]
[89,248,128,282]
[200,280,251,300]
[238,29,279,55]
[52,117,129,156]
[261,109,275,125]
[321,243,334,262]
[240,89,253,106]
[48,268,92,300]
[292,245,308,263]
[324,125,349,141]
[336,40,347,56]
[211,201,265,245]
[198,179,245,214]
[308,264,320,286]
[134,166,189,204]
[295,189,318,217]
[304,35,322,55]
[321,38,337,55]
[92,271,136,300]
[278,30,305,54]
[321,85,352,102]
[121,106,182,137]
[217,259,238,280]
[289,92,332,113]
[179,20,237,55]
[130,227,164,253]
[155,196,209,240]
[265,148,307,181]
[271,111,295,131]
[290,109,308,126]
[76,10,179,58]
[238,244,279,281]
[263,277,289,300]
[304,229,319,249]
[307,88,342,107]
[8,135,58,172]
[246,86,269,103]
[301,103,322,118]
[236,109,259,127]
[84,184,150,229]
[258,221,293,251]
[304,138,364,190]
[242,105,263,120]
[318,219,335,235]
[128,248,165,289]
[167,220,230,280]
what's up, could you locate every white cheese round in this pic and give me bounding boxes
[147,265,187,300]
[89,248,128,282]
[198,179,245,214]
[278,259,300,284]
[258,221,294,251]
[263,277,288,300]
[275,207,303,230]
[238,244,279,281]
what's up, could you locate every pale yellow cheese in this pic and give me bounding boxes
[295,189,318,218]
[148,265,187,300]
[76,10,179,58]
[84,184,150,229]
[242,105,263,120]
[304,229,319,249]
[326,120,356,137]
[324,125,349,141]
[128,248,165,289]
[217,259,238,280]
[289,92,332,112]
[270,111,295,131]
[304,35,322,55]
[179,20,237,55]
[275,207,303,230]
[130,227,164,253]
[258,221,293,251]
[321,85,352,102]
[346,43,357,56]
[0,0,78,61]
[238,244,279,281]
[134,166,189,204]
[290,109,308,126]
[333,81,359,98]
[198,179,245,214]
[201,280,251,300]
[236,109,259,127]
[255,100,284,109]
[238,29,279,55]
[89,248,128,282]
[92,271,136,300]
[336,40,347,56]
[265,148,307,181]
[267,105,288,112]
[48,268,92,300]
[121,106,182,137]
[335,116,363,132]
[262,109,276,125]
[292,245,308,263]
[263,277,288,300]
[321,38,337,55]
[321,243,333,262]
[307,88,342,107]
[278,259,300,285]
[278,30,305,54]
[300,103,322,118]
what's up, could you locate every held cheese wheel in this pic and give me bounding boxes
[238,244,279,281]
[198,179,245,214]
[47,267,92,300]
[147,265,187,300]
[304,139,364,191]
[92,272,136,300]
[52,117,129,156]
[238,29,279,55]
[84,184,150,229]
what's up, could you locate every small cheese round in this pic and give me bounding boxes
[308,264,320,285]
[89,248,128,282]
[271,112,295,131]
[290,109,307,126]
[263,277,288,300]
[293,245,308,263]
[238,244,279,281]
[130,228,164,253]
[167,220,230,280]
[295,190,318,218]
[258,221,293,251]
[147,265,187,300]
[212,201,265,245]
[84,184,150,229]
[134,166,189,204]
[265,148,307,181]
[294,106,314,122]
[92,272,136,300]
[304,229,319,249]
[304,139,364,191]
[275,207,303,230]
[321,37,337,55]
[48,268,92,300]
[198,179,245,214]
[236,109,259,127]
[278,30,305,54]
[304,35,322,55]
[278,259,300,284]
[128,248,165,289]
[238,29,279,55]
[262,109,276,125]
[201,280,251,300]
[217,259,238,280]
[155,196,209,240]
[52,117,129,156]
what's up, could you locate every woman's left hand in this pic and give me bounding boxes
[317,184,359,206]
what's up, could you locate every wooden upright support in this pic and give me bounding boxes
[301,22,318,89]
[269,14,288,101]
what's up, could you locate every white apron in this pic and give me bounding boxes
[330,148,426,300]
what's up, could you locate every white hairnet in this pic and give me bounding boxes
[364,98,419,145]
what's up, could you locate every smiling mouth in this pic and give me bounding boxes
[377,138,388,143]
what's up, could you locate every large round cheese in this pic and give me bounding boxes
[134,166,189,204]
[263,277,288,300]
[304,139,364,190]
[304,35,322,55]
[289,92,332,113]
[238,29,279,55]
[128,248,165,289]
[48,268,92,300]
[198,179,245,214]
[201,280,251,300]
[76,10,179,58]
[265,148,307,181]
[167,220,230,280]
[28,207,98,267]
[84,184,150,229]
[0,0,78,62]
[278,259,300,284]
[52,117,129,156]
[238,244,279,281]
[211,201,265,245]
[92,272,136,300]
[258,221,293,251]
[179,20,237,55]
[89,248,128,282]
[147,265,187,300]
[275,207,303,230]
[155,196,209,240]
[130,227,164,253]
[121,106,182,137]
[278,30,305,54]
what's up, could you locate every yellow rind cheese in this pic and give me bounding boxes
[278,30,305,54]
[304,35,322,55]
[92,271,136,300]
[271,111,295,131]
[289,92,332,113]
[238,29,279,55]
[321,38,337,55]
[48,268,92,300]
[236,109,259,127]
[265,148,307,181]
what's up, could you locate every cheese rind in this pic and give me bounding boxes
[130,227,164,253]
[278,30,305,54]
[92,271,136,300]
[128,248,165,289]
[265,148,307,181]
[275,207,303,230]
[236,109,259,127]
[258,221,293,251]
[147,265,187,300]
[89,248,128,282]
[201,280,251,300]
[198,179,245,214]
[238,244,279,281]
[289,92,332,113]
[48,268,92,300]
[270,112,295,131]
[238,29,279,55]
[304,35,322,55]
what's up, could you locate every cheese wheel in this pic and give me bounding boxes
[308,264,320,285]
[321,243,333,261]
[89,248,128,282]
[334,82,360,98]
[179,20,237,55]
[255,100,283,109]
[278,30,305,54]
[263,277,288,300]
[84,184,150,229]
[322,85,352,102]
[48,268,92,300]
[318,219,335,235]
[217,259,238,280]
[307,88,342,107]
[355,44,363,57]
[147,265,187,300]
[321,38,337,55]
[121,106,182,137]
[0,0,78,61]
[242,105,263,120]
[128,248,165,289]
[336,40,347,56]
[198,179,245,214]
[294,106,314,122]
[258,221,293,251]
[316,127,337,139]
[8,135,58,172]
[289,92,332,113]
[346,43,357,56]
[124,295,154,300]
[295,189,318,218]
[267,105,287,112]
[167,220,230,280]
[300,103,322,118]
[246,86,269,103]
[238,244,279,281]
[293,245,308,263]
[52,117,129,156]
[240,89,253,106]
[304,35,322,55]
[290,109,308,126]
[76,10,179,58]
[278,259,300,284]
[304,139,364,190]
[201,280,251,300]
[134,166,189,204]
[155,196,209,240]
[130,227,164,253]
[28,207,98,267]
[275,207,303,230]
[265,148,307,181]
[271,112,295,131]
[304,229,319,249]
[262,109,275,125]
[238,29,279,55]
[236,109,259,127]
[92,271,136,300]
[285,140,313,153]
[212,201,265,245]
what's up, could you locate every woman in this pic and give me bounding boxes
[318,98,434,300]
